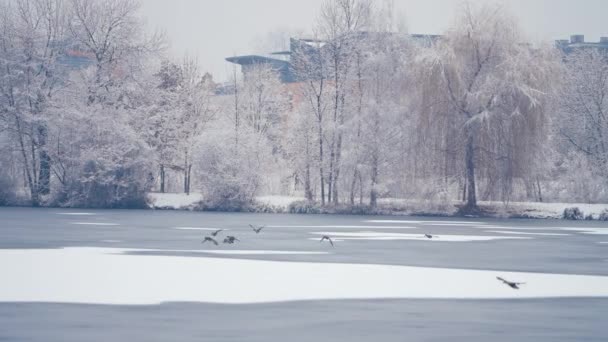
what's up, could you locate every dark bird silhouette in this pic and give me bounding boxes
[202,236,218,246]
[320,235,334,247]
[496,276,525,290]
[210,229,224,237]
[223,236,240,244]
[249,224,265,234]
[424,234,438,239]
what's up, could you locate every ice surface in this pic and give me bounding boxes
[1,247,607,305]
[365,220,489,224]
[70,222,120,226]
[56,213,96,216]
[558,228,608,235]
[172,227,226,231]
[268,225,416,229]
[310,232,531,242]
[487,231,571,236]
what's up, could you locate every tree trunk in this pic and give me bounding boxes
[160,165,165,193]
[349,168,358,206]
[304,139,313,201]
[332,133,342,205]
[370,158,378,208]
[318,120,325,206]
[328,145,334,204]
[233,65,240,153]
[15,115,38,206]
[461,176,467,202]
[184,151,191,195]
[359,172,364,205]
[464,132,477,211]
[38,125,51,195]
[184,164,192,195]
[304,165,313,201]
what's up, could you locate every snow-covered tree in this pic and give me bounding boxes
[178,58,217,194]
[557,49,608,181]
[415,2,557,212]
[0,0,69,205]
[318,0,372,204]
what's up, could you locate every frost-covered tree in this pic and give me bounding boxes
[358,33,410,207]
[318,0,372,204]
[239,64,287,145]
[558,49,608,180]
[178,58,216,195]
[50,0,163,207]
[292,36,331,205]
[415,3,557,212]
[286,103,319,201]
[142,57,216,194]
[0,0,69,205]
[144,60,182,193]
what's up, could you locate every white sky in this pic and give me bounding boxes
[139,0,608,82]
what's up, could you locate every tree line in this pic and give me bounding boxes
[0,0,606,211]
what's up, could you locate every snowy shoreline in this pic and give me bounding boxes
[146,193,608,221]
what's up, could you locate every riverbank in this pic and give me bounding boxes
[146,193,608,220]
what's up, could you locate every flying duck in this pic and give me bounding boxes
[320,235,334,247]
[496,276,525,290]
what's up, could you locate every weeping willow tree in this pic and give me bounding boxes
[413,2,558,212]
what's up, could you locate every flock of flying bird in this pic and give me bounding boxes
[201,224,341,247]
[202,224,264,246]
[200,224,525,290]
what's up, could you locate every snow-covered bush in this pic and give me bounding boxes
[288,200,322,214]
[563,207,584,220]
[48,104,153,209]
[598,210,608,221]
[194,130,263,211]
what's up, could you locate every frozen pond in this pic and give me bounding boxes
[1,207,607,341]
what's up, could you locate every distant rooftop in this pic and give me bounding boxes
[556,35,608,52]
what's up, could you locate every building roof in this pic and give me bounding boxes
[556,35,608,53]
[225,55,288,66]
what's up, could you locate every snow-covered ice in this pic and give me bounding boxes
[196,250,329,255]
[268,225,416,229]
[172,227,226,231]
[425,223,489,226]
[558,228,608,235]
[309,232,531,242]
[365,220,489,225]
[70,222,120,226]
[1,247,607,305]
[56,212,96,216]
[469,225,550,230]
[487,230,571,236]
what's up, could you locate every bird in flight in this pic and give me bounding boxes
[202,236,218,246]
[210,229,224,237]
[496,276,525,290]
[320,235,334,247]
[424,234,438,239]
[250,224,265,234]
[223,236,240,244]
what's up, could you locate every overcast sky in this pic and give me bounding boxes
[139,0,608,82]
